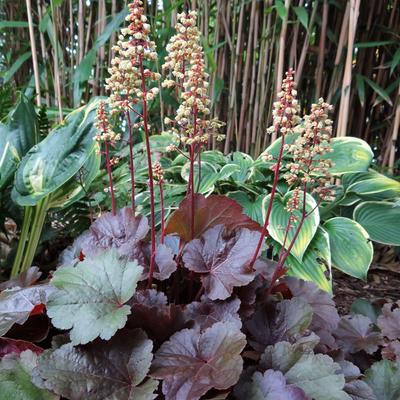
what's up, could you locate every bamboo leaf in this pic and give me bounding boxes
[0,21,30,29]
[2,52,31,83]
[355,74,365,107]
[363,77,393,106]
[293,6,309,29]
[354,40,394,48]
[275,0,287,20]
[389,48,400,75]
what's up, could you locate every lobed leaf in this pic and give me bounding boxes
[47,249,143,345]
[184,296,242,331]
[34,330,158,400]
[246,298,313,352]
[245,370,308,400]
[261,341,351,400]
[377,302,400,341]
[182,225,260,300]
[0,285,54,337]
[364,360,400,400]
[150,322,246,400]
[334,315,382,354]
[165,193,261,243]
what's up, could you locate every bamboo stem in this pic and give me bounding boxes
[25,0,41,107]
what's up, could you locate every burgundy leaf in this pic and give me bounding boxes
[377,302,400,341]
[141,243,177,281]
[246,298,313,352]
[285,277,340,350]
[184,296,242,331]
[344,380,376,400]
[0,337,43,358]
[33,329,158,400]
[127,289,189,343]
[0,285,54,337]
[165,194,262,243]
[0,267,42,291]
[81,207,149,260]
[4,314,50,343]
[382,340,400,361]
[334,315,382,354]
[234,275,266,319]
[182,225,260,300]
[150,322,246,400]
[249,370,308,400]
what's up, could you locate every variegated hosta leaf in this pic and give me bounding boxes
[12,98,102,207]
[267,191,320,262]
[285,227,332,293]
[322,137,373,175]
[354,201,400,246]
[323,217,373,280]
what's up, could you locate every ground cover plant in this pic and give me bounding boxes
[0,2,400,399]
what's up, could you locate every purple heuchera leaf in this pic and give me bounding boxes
[334,315,382,354]
[127,289,189,343]
[33,329,158,400]
[0,337,43,359]
[80,207,149,260]
[246,298,313,352]
[0,285,54,337]
[285,277,340,350]
[150,322,246,400]
[141,243,177,281]
[250,370,308,400]
[344,380,376,400]
[182,225,260,300]
[0,267,42,291]
[377,302,400,341]
[382,340,400,361]
[184,296,242,331]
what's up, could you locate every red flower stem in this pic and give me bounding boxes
[104,141,116,216]
[138,55,156,288]
[266,186,308,297]
[189,106,198,240]
[249,131,286,267]
[126,111,135,211]
[196,144,201,192]
[159,180,165,244]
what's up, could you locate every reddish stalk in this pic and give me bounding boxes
[139,55,156,287]
[189,106,198,239]
[126,111,135,210]
[159,181,165,243]
[249,132,285,267]
[104,141,116,216]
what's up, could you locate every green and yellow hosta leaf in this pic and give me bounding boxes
[347,174,400,200]
[12,98,102,207]
[323,217,373,280]
[47,249,143,345]
[266,191,320,262]
[354,201,400,246]
[286,227,332,293]
[323,137,373,175]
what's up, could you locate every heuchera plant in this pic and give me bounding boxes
[0,2,399,400]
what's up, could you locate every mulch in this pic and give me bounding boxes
[333,244,400,314]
